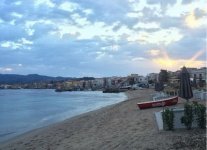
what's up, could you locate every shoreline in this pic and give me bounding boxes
[0,90,136,147]
[0,89,205,150]
[0,91,127,144]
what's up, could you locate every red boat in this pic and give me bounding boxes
[137,96,178,109]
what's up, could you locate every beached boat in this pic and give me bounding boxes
[103,88,120,93]
[137,96,178,109]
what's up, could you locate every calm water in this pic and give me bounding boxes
[0,89,127,142]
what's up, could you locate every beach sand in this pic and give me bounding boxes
[0,89,206,150]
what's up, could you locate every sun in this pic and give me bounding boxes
[152,50,205,70]
[153,58,177,70]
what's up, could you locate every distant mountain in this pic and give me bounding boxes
[0,74,73,84]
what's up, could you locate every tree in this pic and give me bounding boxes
[159,69,168,83]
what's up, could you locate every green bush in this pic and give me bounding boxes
[181,103,193,130]
[193,102,206,129]
[162,108,174,130]
[181,102,206,130]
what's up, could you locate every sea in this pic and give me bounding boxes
[0,89,127,142]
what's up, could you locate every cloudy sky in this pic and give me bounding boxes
[0,0,206,77]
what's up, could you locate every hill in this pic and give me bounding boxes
[0,74,73,84]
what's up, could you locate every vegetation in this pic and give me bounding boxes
[181,102,206,130]
[193,102,206,129]
[181,103,194,130]
[162,108,174,130]
[159,69,168,83]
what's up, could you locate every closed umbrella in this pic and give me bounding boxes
[179,66,193,102]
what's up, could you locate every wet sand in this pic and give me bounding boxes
[0,89,206,150]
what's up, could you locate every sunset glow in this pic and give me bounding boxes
[152,49,206,71]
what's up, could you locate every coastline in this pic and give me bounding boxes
[0,89,205,150]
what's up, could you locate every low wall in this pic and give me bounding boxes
[155,108,198,130]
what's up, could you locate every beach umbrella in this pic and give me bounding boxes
[179,66,193,102]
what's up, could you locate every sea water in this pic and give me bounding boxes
[0,89,127,142]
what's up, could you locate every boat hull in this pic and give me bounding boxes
[137,96,178,109]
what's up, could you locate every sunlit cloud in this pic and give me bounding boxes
[132,57,146,61]
[147,49,161,56]
[189,49,205,61]
[185,11,199,28]
[153,58,205,71]
[185,10,206,28]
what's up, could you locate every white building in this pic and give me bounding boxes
[147,73,159,82]
[92,78,104,89]
[187,67,207,82]
[130,74,139,83]
[138,75,147,83]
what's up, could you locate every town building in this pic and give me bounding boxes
[187,67,207,83]
[147,73,159,82]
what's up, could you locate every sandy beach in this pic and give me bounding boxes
[0,89,206,150]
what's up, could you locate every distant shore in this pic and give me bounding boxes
[0,89,205,150]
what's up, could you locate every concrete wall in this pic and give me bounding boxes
[155,108,199,130]
[172,108,198,129]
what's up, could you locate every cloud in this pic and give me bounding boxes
[147,49,161,56]
[181,0,194,5]
[127,28,183,45]
[167,26,206,60]
[147,0,176,6]
[58,1,79,12]
[34,0,55,8]
[184,9,206,28]
[0,0,206,76]
[0,67,13,73]
[0,38,33,50]
[132,57,146,61]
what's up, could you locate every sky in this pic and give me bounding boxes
[0,0,206,77]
